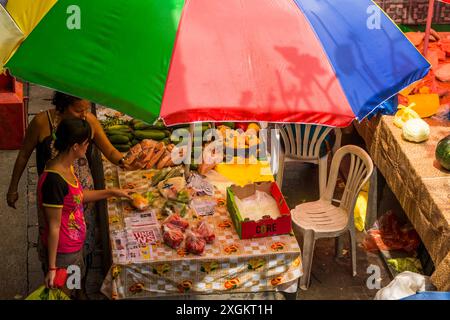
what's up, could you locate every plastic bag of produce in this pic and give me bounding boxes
[195,220,215,243]
[185,230,206,255]
[25,285,71,300]
[162,224,184,249]
[162,214,189,231]
[362,211,420,253]
[353,189,368,232]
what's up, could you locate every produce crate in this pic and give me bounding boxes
[226,181,292,239]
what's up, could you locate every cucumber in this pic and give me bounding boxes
[113,144,131,152]
[107,130,133,140]
[152,119,166,129]
[125,132,134,140]
[131,119,142,126]
[134,130,166,141]
[109,134,130,144]
[106,129,132,139]
[106,128,131,135]
[131,139,140,146]
[106,124,131,131]
[133,121,152,130]
[161,138,170,145]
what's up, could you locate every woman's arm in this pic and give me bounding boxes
[88,114,125,166]
[7,116,41,208]
[83,188,132,203]
[44,207,62,288]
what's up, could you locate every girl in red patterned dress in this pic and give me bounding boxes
[37,118,131,295]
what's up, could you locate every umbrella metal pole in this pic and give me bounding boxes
[423,0,435,58]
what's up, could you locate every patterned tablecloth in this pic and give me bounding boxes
[99,156,302,299]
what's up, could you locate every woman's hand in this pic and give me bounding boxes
[6,192,18,209]
[45,270,56,289]
[109,189,133,200]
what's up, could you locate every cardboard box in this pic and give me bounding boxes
[226,181,291,239]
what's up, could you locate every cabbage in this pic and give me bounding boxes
[402,119,430,142]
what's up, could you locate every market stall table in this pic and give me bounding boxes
[99,161,302,299]
[354,114,450,291]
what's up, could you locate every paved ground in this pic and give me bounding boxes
[0,150,28,299]
[0,84,391,300]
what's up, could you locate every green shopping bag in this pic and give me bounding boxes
[26,285,71,300]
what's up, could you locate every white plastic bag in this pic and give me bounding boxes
[374,271,432,300]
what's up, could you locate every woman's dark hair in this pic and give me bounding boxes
[54,118,91,153]
[52,91,82,113]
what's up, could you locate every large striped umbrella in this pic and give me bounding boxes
[1,0,430,127]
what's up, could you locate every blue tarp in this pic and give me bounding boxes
[402,292,450,300]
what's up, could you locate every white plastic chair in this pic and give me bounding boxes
[291,145,373,290]
[274,124,341,196]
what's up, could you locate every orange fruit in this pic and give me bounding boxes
[247,123,260,133]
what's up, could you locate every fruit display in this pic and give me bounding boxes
[214,122,266,163]
[435,135,450,170]
[216,123,260,149]
[101,117,175,153]
[102,114,265,168]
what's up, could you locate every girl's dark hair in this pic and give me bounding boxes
[52,91,82,113]
[54,118,91,153]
